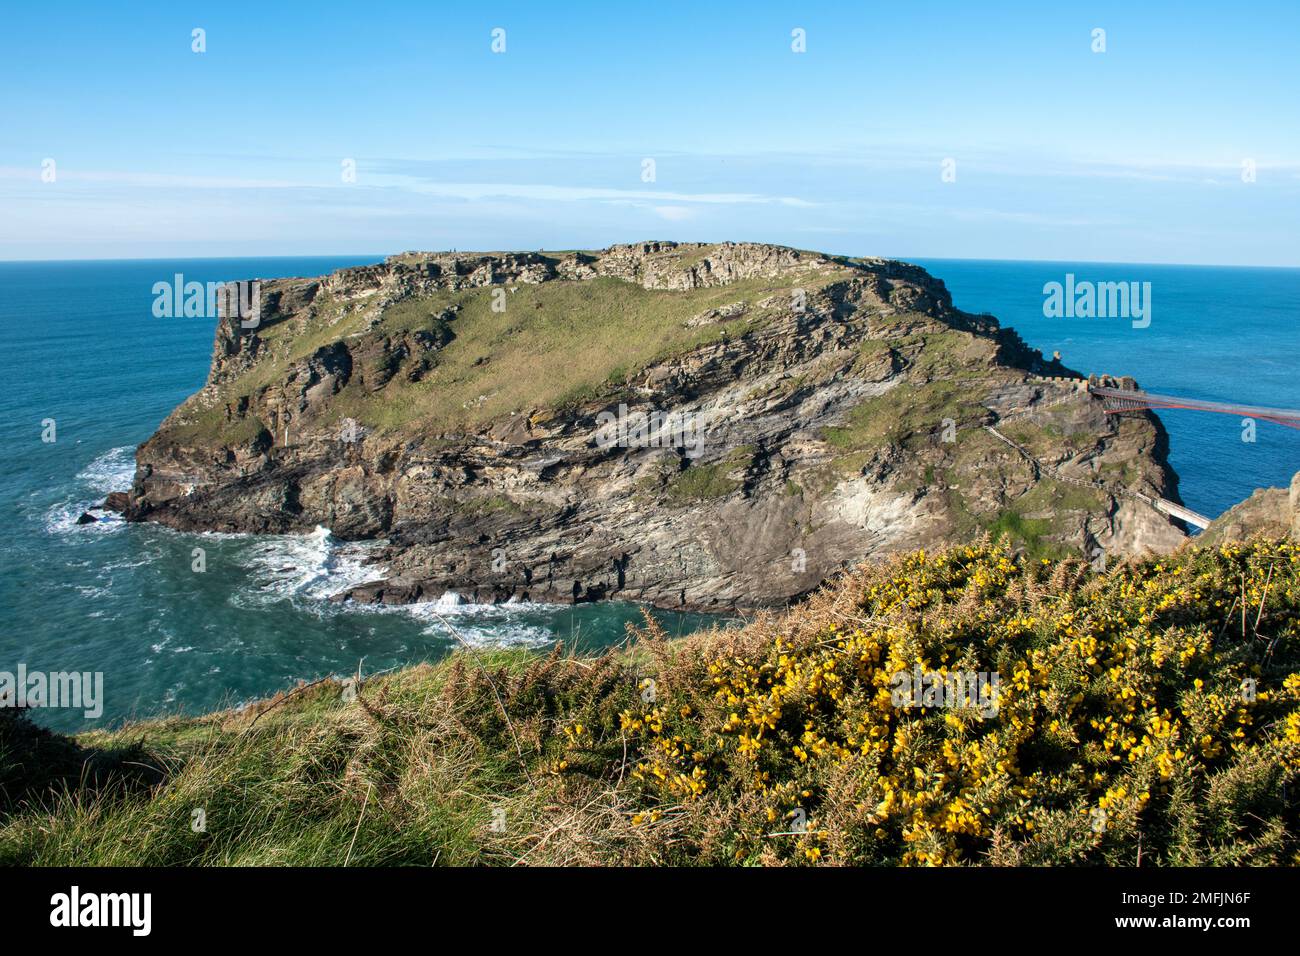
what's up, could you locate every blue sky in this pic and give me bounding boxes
[1,1,1297,264]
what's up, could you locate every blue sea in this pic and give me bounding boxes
[1,256,1296,732]
[913,260,1300,514]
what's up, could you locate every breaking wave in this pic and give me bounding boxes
[236,525,388,605]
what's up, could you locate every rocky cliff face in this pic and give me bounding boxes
[1199,471,1300,546]
[121,241,1188,610]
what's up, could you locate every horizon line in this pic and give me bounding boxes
[1,248,1298,271]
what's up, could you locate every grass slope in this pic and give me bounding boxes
[6,538,1298,866]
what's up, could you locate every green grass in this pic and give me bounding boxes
[662,446,754,502]
[822,378,981,459]
[5,540,1300,866]
[984,509,1055,558]
[179,267,856,443]
[0,648,627,866]
[168,406,269,448]
[1014,477,1106,516]
[435,493,528,519]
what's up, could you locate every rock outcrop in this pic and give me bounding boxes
[120,241,1189,610]
[1199,471,1300,546]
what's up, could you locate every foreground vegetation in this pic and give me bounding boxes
[3,538,1299,866]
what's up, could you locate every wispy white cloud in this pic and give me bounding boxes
[391,178,815,207]
[0,164,819,212]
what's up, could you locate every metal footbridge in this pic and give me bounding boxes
[1090,386,1300,431]
[1086,384,1300,527]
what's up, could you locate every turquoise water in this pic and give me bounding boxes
[1,256,1296,732]
[0,258,725,732]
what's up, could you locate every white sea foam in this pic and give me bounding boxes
[224,526,552,648]
[43,501,126,536]
[403,596,554,648]
[236,525,388,606]
[239,531,556,646]
[100,552,163,572]
[42,445,137,537]
[45,447,558,650]
[77,445,136,494]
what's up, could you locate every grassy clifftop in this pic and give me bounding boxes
[169,243,872,442]
[4,538,1299,866]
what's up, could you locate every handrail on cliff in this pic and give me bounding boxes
[983,425,1212,531]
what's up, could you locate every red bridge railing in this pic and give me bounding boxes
[1089,386,1300,431]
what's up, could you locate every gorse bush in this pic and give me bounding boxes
[611,541,1300,865]
[2,540,1298,866]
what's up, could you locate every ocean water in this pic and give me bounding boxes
[913,260,1300,518]
[0,257,726,732]
[1,256,1295,732]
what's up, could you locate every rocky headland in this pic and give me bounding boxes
[117,241,1191,611]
